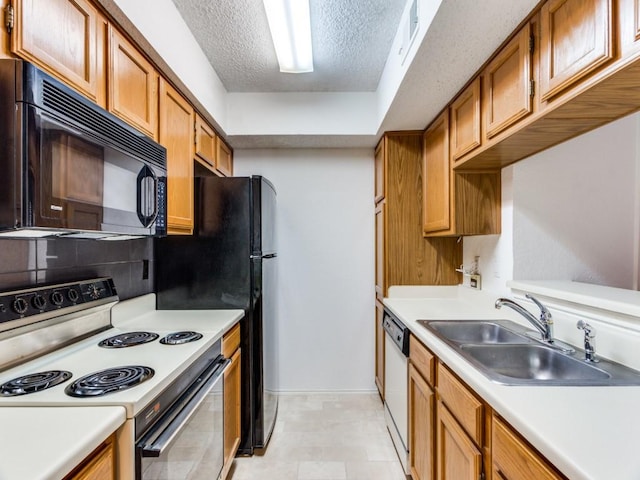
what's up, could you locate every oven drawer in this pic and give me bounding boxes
[136,357,229,479]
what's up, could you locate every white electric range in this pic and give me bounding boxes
[0,278,243,479]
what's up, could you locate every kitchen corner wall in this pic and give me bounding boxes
[234,148,375,392]
[0,237,154,300]
[464,111,640,296]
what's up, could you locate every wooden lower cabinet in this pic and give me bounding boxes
[437,402,482,480]
[408,334,565,480]
[375,299,385,398]
[64,435,115,480]
[492,415,565,480]
[222,323,241,479]
[409,362,435,480]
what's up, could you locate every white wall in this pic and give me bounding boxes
[464,112,640,295]
[234,149,375,392]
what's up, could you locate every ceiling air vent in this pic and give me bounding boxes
[399,0,419,65]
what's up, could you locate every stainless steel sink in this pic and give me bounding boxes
[422,320,530,344]
[417,319,640,386]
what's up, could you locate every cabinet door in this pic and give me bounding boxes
[450,77,481,161]
[375,201,386,298]
[375,299,385,398]
[423,111,450,234]
[11,0,105,104]
[195,114,217,172]
[223,348,241,478]
[409,363,435,480]
[484,23,533,138]
[64,437,115,480]
[159,78,194,235]
[539,0,613,102]
[436,402,482,480]
[108,26,158,140]
[217,137,233,177]
[620,0,640,58]
[492,415,564,480]
[374,139,385,204]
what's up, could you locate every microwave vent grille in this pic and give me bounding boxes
[41,80,166,169]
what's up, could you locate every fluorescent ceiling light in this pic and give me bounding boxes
[263,0,314,73]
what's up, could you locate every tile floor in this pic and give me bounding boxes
[229,393,407,480]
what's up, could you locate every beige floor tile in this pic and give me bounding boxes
[345,461,407,480]
[228,393,402,480]
[231,459,299,480]
[298,461,347,480]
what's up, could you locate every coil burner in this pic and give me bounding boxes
[65,366,154,397]
[159,331,204,345]
[0,370,72,396]
[98,331,159,348]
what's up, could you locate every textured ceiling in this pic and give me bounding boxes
[171,0,406,92]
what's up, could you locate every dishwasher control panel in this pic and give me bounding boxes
[382,309,410,356]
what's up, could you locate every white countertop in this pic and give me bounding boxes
[0,406,125,480]
[384,285,640,480]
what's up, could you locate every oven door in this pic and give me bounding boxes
[24,104,166,236]
[136,357,230,480]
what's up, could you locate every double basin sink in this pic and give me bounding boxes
[417,320,640,386]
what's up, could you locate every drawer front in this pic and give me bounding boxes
[222,322,241,358]
[410,335,435,386]
[436,363,483,444]
[492,415,564,480]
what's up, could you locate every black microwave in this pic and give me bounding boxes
[0,59,167,239]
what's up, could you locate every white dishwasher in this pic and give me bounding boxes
[382,308,410,475]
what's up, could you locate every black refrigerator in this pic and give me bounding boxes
[155,175,278,455]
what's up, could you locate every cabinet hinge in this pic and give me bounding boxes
[4,3,14,34]
[529,34,535,53]
[479,472,486,480]
[530,79,535,97]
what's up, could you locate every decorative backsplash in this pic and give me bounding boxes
[0,237,153,300]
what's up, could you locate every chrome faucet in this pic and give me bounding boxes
[495,294,554,343]
[577,320,598,362]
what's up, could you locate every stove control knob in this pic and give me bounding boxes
[87,284,102,300]
[67,289,80,303]
[12,297,28,315]
[50,291,64,306]
[32,294,47,310]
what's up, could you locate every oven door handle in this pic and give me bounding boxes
[138,357,230,457]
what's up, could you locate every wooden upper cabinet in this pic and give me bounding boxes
[108,26,158,140]
[423,111,450,234]
[11,0,106,105]
[159,78,194,235]
[423,112,501,238]
[195,114,217,171]
[484,23,534,138]
[450,77,481,161]
[374,140,385,203]
[539,0,613,102]
[217,137,233,177]
[619,0,640,58]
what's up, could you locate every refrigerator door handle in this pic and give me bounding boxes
[251,253,277,259]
